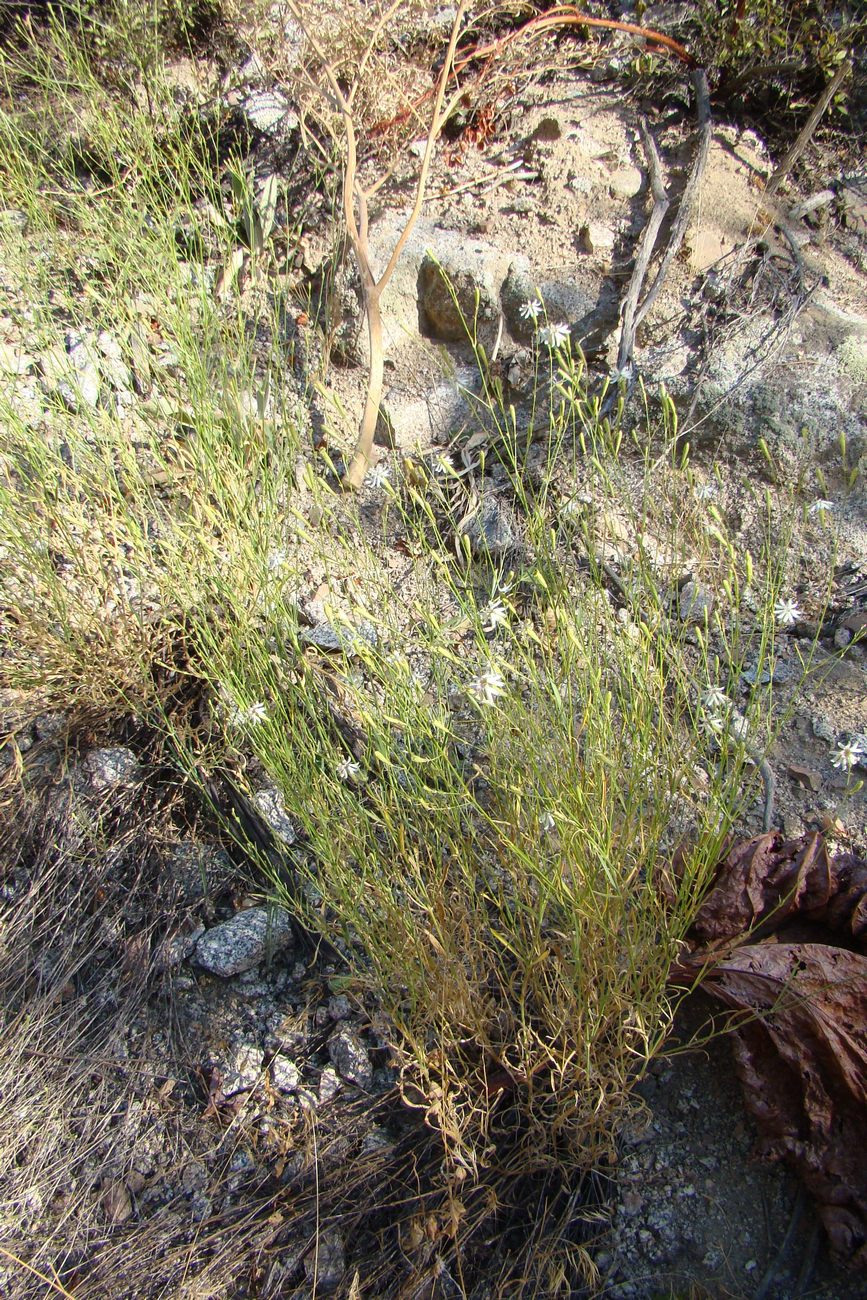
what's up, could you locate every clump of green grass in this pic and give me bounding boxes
[0,0,836,1279]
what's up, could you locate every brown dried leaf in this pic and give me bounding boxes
[687,941,867,1267]
[688,831,867,947]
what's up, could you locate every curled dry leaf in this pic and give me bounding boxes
[682,942,867,1267]
[670,832,867,1267]
[682,830,867,947]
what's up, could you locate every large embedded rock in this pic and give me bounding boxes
[194,906,294,977]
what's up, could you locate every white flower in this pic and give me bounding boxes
[808,499,835,515]
[774,598,803,628]
[468,667,506,706]
[852,734,867,756]
[831,740,863,771]
[226,698,269,727]
[366,462,390,489]
[267,547,290,572]
[336,756,361,781]
[699,712,726,738]
[539,810,556,834]
[702,685,729,712]
[539,322,570,349]
[482,599,509,633]
[519,298,543,322]
[694,481,718,502]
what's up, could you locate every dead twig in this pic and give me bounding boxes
[764,58,852,197]
[287,0,470,489]
[615,118,669,380]
[369,4,695,139]
[632,71,712,337]
[616,70,712,383]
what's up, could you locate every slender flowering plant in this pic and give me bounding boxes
[831,740,863,771]
[482,599,509,634]
[468,667,507,706]
[774,597,802,628]
[366,462,391,489]
[702,685,729,712]
[808,499,835,515]
[519,298,543,322]
[539,322,571,349]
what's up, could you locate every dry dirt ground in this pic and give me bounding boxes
[1,7,866,1299]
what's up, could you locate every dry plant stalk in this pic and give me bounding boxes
[286,0,470,489]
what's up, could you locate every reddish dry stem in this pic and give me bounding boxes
[370,5,695,139]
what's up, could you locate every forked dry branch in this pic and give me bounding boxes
[286,0,470,489]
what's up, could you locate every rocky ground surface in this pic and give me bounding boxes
[1,5,866,1298]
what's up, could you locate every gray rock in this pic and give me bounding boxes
[462,494,518,557]
[0,208,28,231]
[34,711,66,742]
[328,1026,373,1089]
[96,330,132,393]
[194,906,295,977]
[252,786,297,845]
[83,746,140,792]
[65,332,101,408]
[300,619,378,656]
[271,1055,301,1092]
[378,374,471,450]
[165,841,233,900]
[812,715,835,744]
[499,259,613,349]
[154,927,204,971]
[678,581,714,625]
[318,1066,342,1103]
[0,340,34,375]
[304,1226,345,1294]
[418,246,503,346]
[222,1042,264,1096]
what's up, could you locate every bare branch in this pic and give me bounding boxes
[765,58,851,198]
[376,2,469,294]
[616,118,669,379]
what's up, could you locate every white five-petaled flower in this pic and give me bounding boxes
[367,462,390,489]
[336,756,361,782]
[831,740,863,772]
[694,481,718,502]
[539,322,571,349]
[808,499,835,515]
[482,599,509,633]
[702,685,729,712]
[774,597,803,628]
[519,298,543,322]
[468,667,507,706]
[539,810,556,834]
